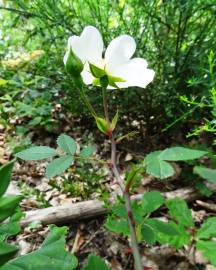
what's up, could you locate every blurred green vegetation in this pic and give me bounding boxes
[0,0,215,138]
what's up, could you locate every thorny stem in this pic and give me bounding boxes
[111,138,143,270]
[102,87,143,270]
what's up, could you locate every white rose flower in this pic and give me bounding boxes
[64,26,155,88]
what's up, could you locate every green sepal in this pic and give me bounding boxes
[108,75,126,88]
[89,63,106,78]
[100,76,109,88]
[93,78,100,86]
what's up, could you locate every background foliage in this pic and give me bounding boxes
[0,0,215,137]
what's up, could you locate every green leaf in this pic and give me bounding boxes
[0,79,8,86]
[80,146,96,158]
[196,240,216,266]
[1,226,78,270]
[82,254,111,270]
[15,146,56,160]
[0,161,14,197]
[159,147,207,161]
[195,180,213,197]
[156,221,191,249]
[0,242,18,266]
[145,218,179,236]
[105,216,129,236]
[166,198,194,228]
[141,191,165,214]
[141,224,156,245]
[194,166,216,183]
[111,110,119,130]
[0,196,23,222]
[131,201,145,223]
[57,134,77,155]
[95,117,109,134]
[197,217,216,239]
[0,211,21,241]
[45,156,73,178]
[144,151,175,179]
[111,204,127,218]
[144,147,207,180]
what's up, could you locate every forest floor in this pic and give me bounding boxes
[1,120,216,270]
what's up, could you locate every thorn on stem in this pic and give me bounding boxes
[124,247,133,255]
[107,161,113,168]
[124,187,129,193]
[128,210,133,219]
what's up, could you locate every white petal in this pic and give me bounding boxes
[68,26,103,64]
[81,63,94,85]
[111,58,155,88]
[63,49,69,65]
[105,35,136,72]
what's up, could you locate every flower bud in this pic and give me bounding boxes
[64,48,84,77]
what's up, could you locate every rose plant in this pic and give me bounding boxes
[14,26,216,269]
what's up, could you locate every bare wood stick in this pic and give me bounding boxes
[21,199,105,227]
[132,182,216,202]
[196,200,216,212]
[21,183,216,227]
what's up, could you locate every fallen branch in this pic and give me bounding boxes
[196,200,216,212]
[21,183,216,227]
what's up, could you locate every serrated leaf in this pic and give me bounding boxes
[57,134,77,155]
[156,221,191,249]
[141,191,164,214]
[145,218,179,236]
[0,160,14,197]
[0,210,22,241]
[0,196,23,222]
[159,147,207,161]
[82,254,111,270]
[80,146,96,158]
[194,166,216,183]
[196,240,216,266]
[166,198,194,228]
[144,151,175,179]
[141,223,156,245]
[15,146,56,160]
[144,147,207,180]
[197,217,216,239]
[111,204,127,218]
[1,226,78,270]
[105,216,129,236]
[131,200,144,223]
[46,156,73,178]
[195,180,213,197]
[0,242,18,266]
